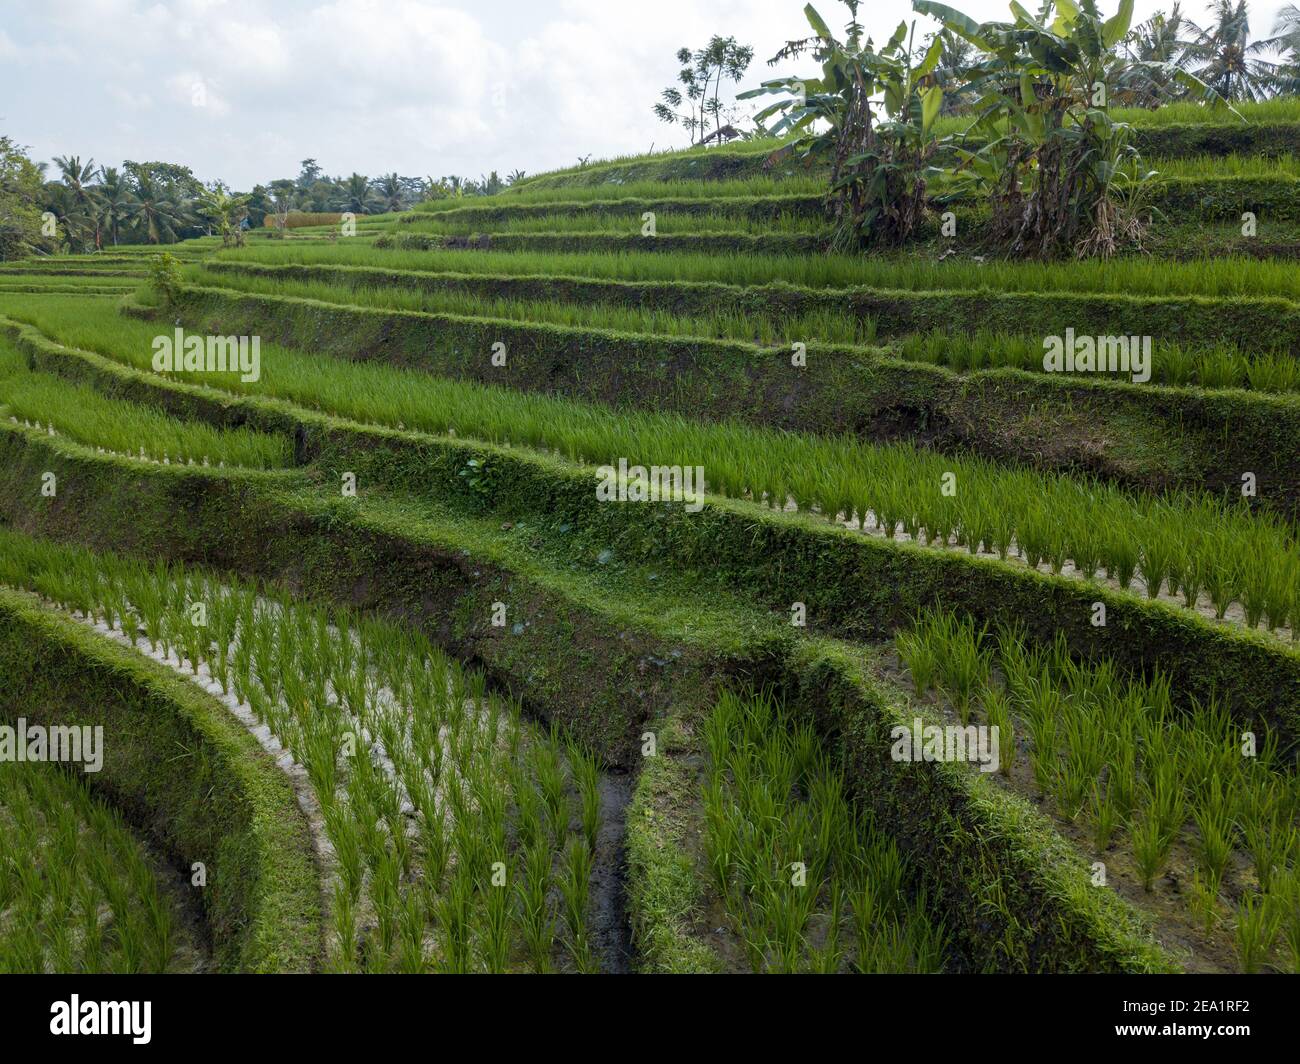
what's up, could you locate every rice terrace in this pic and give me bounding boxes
[2,0,1300,1032]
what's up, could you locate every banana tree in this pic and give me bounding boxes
[914,0,1226,257]
[739,1,948,248]
[195,186,252,248]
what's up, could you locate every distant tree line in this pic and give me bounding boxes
[0,147,529,257]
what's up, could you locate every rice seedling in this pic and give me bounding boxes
[184,265,882,348]
[560,836,596,972]
[1235,892,1282,974]
[927,96,1300,138]
[0,760,195,974]
[399,208,828,238]
[894,625,939,696]
[981,685,1015,778]
[481,872,512,975]
[1187,871,1223,935]
[9,297,1298,641]
[1144,153,1300,179]
[895,605,1298,964]
[568,741,603,853]
[208,238,1300,300]
[0,336,290,469]
[1276,868,1300,974]
[896,327,1300,394]
[517,840,555,973]
[0,526,601,975]
[1130,808,1175,892]
[1192,788,1237,894]
[1088,779,1121,852]
[932,614,991,725]
[701,690,946,973]
[190,260,1300,399]
[417,174,828,209]
[1240,781,1296,894]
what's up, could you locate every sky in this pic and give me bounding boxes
[0,0,1291,190]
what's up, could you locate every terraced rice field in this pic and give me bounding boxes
[3,106,1299,982]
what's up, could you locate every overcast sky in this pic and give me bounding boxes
[0,0,1290,189]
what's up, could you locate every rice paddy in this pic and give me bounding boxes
[0,759,201,974]
[702,691,948,973]
[0,335,291,469]
[191,262,1300,391]
[4,296,1297,641]
[892,608,1300,973]
[5,65,1300,984]
[210,240,1300,300]
[0,528,611,973]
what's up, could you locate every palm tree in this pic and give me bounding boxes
[336,173,378,214]
[927,29,978,115]
[1184,1,1279,102]
[371,173,405,213]
[1265,4,1300,92]
[52,154,102,248]
[1113,4,1193,106]
[128,170,183,244]
[96,166,135,247]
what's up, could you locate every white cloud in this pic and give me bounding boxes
[0,0,1290,188]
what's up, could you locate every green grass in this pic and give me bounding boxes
[412,175,828,212]
[702,690,947,973]
[0,333,291,469]
[211,241,1300,300]
[896,607,1300,972]
[1150,153,1300,179]
[193,263,1300,394]
[0,759,196,973]
[396,209,827,237]
[0,524,608,974]
[7,295,1299,639]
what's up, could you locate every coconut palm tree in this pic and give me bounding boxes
[371,172,405,213]
[52,154,102,248]
[128,169,183,244]
[927,29,978,115]
[1183,0,1279,102]
[1112,4,1194,106]
[336,173,379,214]
[96,166,135,247]
[1265,3,1300,92]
